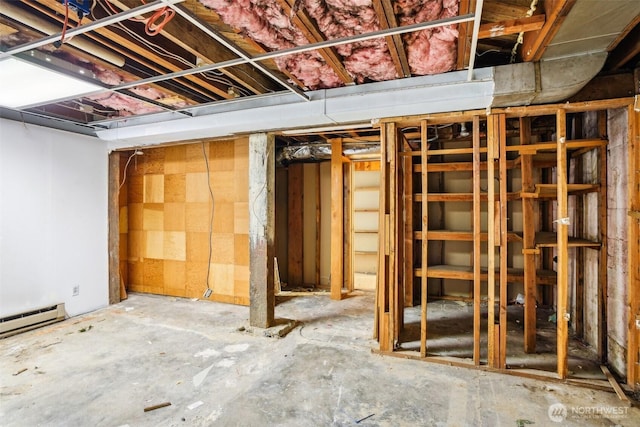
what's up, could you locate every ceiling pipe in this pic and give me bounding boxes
[0,1,125,67]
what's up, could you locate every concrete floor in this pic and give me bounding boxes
[1,292,638,427]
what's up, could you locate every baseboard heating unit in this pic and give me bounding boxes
[0,303,66,338]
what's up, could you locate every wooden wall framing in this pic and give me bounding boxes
[373,97,639,388]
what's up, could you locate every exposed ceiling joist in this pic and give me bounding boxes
[277,0,354,85]
[521,0,576,61]
[372,0,411,78]
[478,13,544,39]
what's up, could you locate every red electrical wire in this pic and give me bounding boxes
[59,0,70,45]
[103,0,174,36]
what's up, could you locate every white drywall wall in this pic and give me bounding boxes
[0,118,108,318]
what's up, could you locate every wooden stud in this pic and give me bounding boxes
[556,109,569,379]
[420,120,429,358]
[287,163,304,287]
[344,162,353,293]
[521,117,537,353]
[472,115,481,365]
[597,111,608,363]
[487,115,497,368]
[316,163,322,287]
[498,114,508,370]
[628,106,640,390]
[109,152,122,304]
[404,140,414,307]
[331,138,344,301]
[395,129,405,338]
[574,151,585,340]
[249,133,275,328]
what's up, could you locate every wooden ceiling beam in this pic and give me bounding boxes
[372,0,411,78]
[521,0,577,62]
[478,13,545,39]
[277,0,353,85]
[606,18,640,71]
[456,0,472,70]
[113,0,279,96]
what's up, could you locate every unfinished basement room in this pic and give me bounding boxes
[1,0,639,425]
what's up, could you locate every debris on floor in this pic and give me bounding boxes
[143,402,171,412]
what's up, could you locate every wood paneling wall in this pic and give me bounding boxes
[121,138,250,305]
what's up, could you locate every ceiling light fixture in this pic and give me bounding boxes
[0,57,104,108]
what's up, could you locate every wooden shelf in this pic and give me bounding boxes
[534,232,601,248]
[414,192,521,202]
[354,208,379,213]
[413,230,523,243]
[353,186,379,192]
[413,265,556,285]
[521,183,600,199]
[354,250,377,255]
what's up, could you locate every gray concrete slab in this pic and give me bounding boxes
[1,293,638,426]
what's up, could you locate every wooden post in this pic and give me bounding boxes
[521,117,537,352]
[108,151,122,304]
[627,105,640,389]
[315,163,321,287]
[420,119,429,357]
[556,109,569,379]
[287,163,304,287]
[472,115,481,365]
[389,124,400,346]
[487,115,498,368]
[575,158,584,340]
[331,138,344,300]
[597,110,608,363]
[498,114,508,370]
[249,133,275,328]
[344,162,353,293]
[377,124,394,351]
[404,140,414,307]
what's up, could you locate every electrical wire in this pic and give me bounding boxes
[59,0,70,46]
[102,0,174,35]
[202,142,215,295]
[118,149,142,193]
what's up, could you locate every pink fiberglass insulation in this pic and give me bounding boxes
[87,92,163,116]
[397,0,459,75]
[198,0,343,89]
[198,0,459,88]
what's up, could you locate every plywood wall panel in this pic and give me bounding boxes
[186,172,210,203]
[163,203,185,231]
[164,145,186,174]
[164,174,186,203]
[185,144,208,173]
[143,174,164,203]
[143,204,164,231]
[185,203,210,232]
[125,139,250,304]
[213,201,234,233]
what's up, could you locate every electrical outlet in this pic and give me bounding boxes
[72,285,79,296]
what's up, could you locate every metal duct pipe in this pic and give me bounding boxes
[1,1,125,67]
